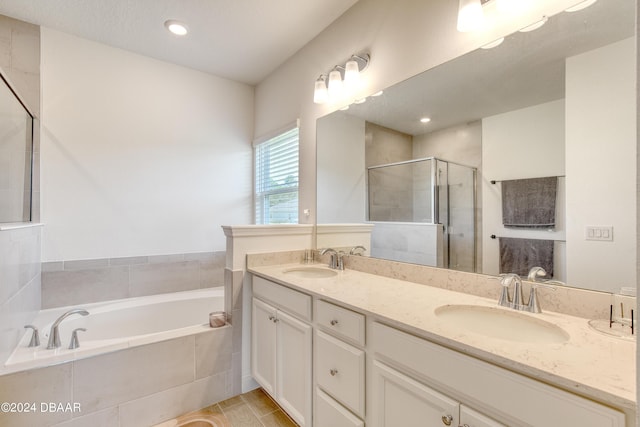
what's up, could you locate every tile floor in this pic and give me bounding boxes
[154,388,298,427]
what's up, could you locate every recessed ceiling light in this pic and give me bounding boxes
[165,20,188,36]
[565,0,597,12]
[354,98,367,104]
[481,38,505,49]
[420,117,431,123]
[340,105,350,111]
[372,91,384,97]
[519,16,548,32]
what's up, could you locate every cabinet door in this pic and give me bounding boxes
[460,405,506,427]
[371,360,459,427]
[252,298,277,396]
[277,309,312,427]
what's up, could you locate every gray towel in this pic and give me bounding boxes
[501,177,557,228]
[499,237,554,277]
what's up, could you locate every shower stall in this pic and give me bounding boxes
[367,157,477,272]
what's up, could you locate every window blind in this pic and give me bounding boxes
[255,127,299,224]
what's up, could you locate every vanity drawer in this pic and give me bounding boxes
[253,276,311,321]
[371,322,625,427]
[316,387,364,427]
[315,330,365,417]
[316,299,365,346]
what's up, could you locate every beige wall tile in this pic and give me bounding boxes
[0,363,72,427]
[41,266,129,309]
[195,328,232,379]
[73,336,195,413]
[118,372,229,427]
[51,407,119,427]
[129,261,200,297]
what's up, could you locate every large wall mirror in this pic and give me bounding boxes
[316,0,636,294]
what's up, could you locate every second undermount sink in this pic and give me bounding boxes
[434,304,569,344]
[282,267,338,279]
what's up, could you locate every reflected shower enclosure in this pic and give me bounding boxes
[0,74,33,223]
[367,157,476,272]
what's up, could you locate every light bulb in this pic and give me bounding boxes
[328,69,343,99]
[344,59,360,90]
[313,76,328,104]
[457,0,484,32]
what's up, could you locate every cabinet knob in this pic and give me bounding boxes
[268,315,275,321]
[441,415,453,426]
[329,369,338,376]
[330,319,339,326]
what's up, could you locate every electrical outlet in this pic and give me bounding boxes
[585,226,613,241]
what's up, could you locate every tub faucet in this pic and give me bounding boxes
[47,308,89,349]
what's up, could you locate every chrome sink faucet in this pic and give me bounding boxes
[498,268,557,313]
[47,308,89,349]
[319,248,340,270]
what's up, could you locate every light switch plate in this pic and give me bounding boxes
[585,226,613,241]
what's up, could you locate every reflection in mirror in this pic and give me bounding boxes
[316,0,636,294]
[0,74,33,223]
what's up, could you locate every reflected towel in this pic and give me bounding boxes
[499,237,554,277]
[501,177,557,228]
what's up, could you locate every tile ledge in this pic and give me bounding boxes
[0,222,44,231]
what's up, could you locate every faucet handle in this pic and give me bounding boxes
[69,328,87,350]
[498,276,511,307]
[525,282,557,313]
[24,325,40,348]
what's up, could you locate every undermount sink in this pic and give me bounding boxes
[282,267,338,279]
[434,304,569,344]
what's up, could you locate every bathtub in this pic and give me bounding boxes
[2,287,225,374]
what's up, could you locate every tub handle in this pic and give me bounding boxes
[68,328,87,350]
[24,325,40,348]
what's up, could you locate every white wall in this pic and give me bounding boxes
[482,99,566,279]
[316,113,365,223]
[40,28,254,261]
[254,0,581,227]
[565,37,636,292]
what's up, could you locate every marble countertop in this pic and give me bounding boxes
[248,263,636,411]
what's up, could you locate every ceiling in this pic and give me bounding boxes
[340,0,634,136]
[0,0,359,85]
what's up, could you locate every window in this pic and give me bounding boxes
[254,126,299,224]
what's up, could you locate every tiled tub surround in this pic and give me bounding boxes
[0,326,234,427]
[247,252,636,417]
[41,251,226,308]
[3,287,225,374]
[0,224,42,364]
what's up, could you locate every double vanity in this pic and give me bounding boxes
[248,255,635,427]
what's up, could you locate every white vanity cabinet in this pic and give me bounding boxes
[314,300,366,427]
[370,321,626,427]
[371,359,504,427]
[252,276,312,427]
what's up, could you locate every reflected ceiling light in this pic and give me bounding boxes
[481,37,505,49]
[313,75,329,104]
[420,117,432,123]
[519,16,548,32]
[372,90,384,97]
[164,20,188,36]
[313,53,370,104]
[565,0,598,12]
[457,0,484,32]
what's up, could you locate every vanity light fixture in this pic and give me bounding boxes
[481,37,505,49]
[313,53,370,104]
[164,20,188,36]
[518,16,548,32]
[313,75,329,104]
[457,0,484,32]
[565,0,597,12]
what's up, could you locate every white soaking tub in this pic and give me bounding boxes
[3,287,225,374]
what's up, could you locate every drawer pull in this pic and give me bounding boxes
[329,369,338,376]
[441,415,453,426]
[330,319,339,326]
